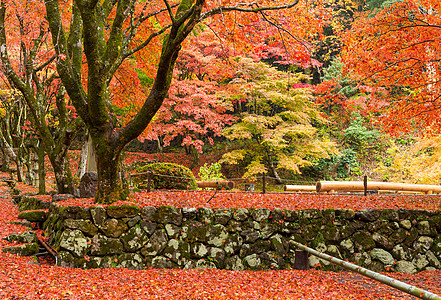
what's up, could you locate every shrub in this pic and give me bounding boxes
[198,163,226,181]
[132,162,197,190]
[343,112,379,151]
[303,149,361,180]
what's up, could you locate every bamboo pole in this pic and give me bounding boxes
[316,181,441,194]
[197,180,234,190]
[284,185,317,192]
[291,241,441,300]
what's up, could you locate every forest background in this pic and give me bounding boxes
[1,0,441,199]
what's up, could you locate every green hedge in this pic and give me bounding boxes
[132,162,197,190]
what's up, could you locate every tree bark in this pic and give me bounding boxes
[93,132,128,204]
[0,148,9,172]
[86,134,97,172]
[0,131,17,180]
[37,143,46,195]
[267,150,283,184]
[0,132,12,173]
[51,154,75,194]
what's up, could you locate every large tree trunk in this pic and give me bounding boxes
[93,135,128,204]
[50,153,75,194]
[44,0,205,204]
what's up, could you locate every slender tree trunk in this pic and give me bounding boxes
[39,127,79,194]
[24,151,35,185]
[37,144,46,194]
[0,134,16,179]
[267,150,282,184]
[0,136,9,172]
[157,138,163,153]
[15,158,24,182]
[270,164,283,184]
[0,149,9,172]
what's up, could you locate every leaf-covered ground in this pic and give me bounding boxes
[50,190,441,211]
[2,176,441,298]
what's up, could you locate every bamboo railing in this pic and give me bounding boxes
[284,181,441,194]
[316,181,441,194]
[284,185,316,192]
[196,180,235,190]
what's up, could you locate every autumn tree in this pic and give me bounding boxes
[0,0,83,194]
[220,58,337,182]
[310,0,360,83]
[0,88,29,181]
[313,57,376,131]
[342,0,441,133]
[131,32,237,157]
[375,133,441,184]
[144,79,236,155]
[0,0,326,203]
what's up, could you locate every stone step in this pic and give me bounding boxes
[3,231,37,243]
[18,210,47,222]
[2,242,39,256]
[8,220,33,228]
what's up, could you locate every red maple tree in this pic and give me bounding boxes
[342,0,441,133]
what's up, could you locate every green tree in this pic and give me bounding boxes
[221,58,337,182]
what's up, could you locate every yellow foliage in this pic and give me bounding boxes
[375,135,441,184]
[219,150,247,165]
[0,88,21,117]
[243,159,267,179]
[221,58,338,177]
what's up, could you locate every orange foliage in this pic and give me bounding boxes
[342,0,441,133]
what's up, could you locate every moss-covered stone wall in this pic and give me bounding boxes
[42,203,441,273]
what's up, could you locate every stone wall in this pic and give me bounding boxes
[42,203,441,273]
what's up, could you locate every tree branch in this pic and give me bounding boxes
[201,1,300,20]
[45,0,89,123]
[101,0,132,77]
[163,0,176,24]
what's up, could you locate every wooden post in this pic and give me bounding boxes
[364,175,367,196]
[293,250,309,270]
[262,173,266,194]
[147,171,152,192]
[86,135,97,172]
